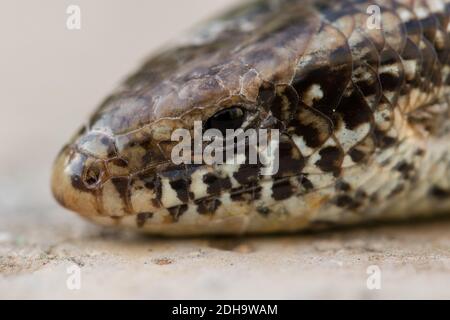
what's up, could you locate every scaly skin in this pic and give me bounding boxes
[52,0,450,235]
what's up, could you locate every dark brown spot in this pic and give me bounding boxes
[299,176,314,191]
[293,44,352,117]
[394,161,415,180]
[315,146,343,176]
[272,179,294,201]
[430,186,450,199]
[415,149,425,156]
[136,212,153,228]
[349,148,366,163]
[335,87,372,130]
[142,150,157,166]
[333,195,361,210]
[231,139,262,185]
[288,105,332,149]
[203,173,232,196]
[379,72,402,92]
[169,179,191,203]
[136,173,162,205]
[195,198,221,215]
[274,137,305,178]
[374,130,396,148]
[159,165,193,203]
[257,81,276,108]
[111,177,130,202]
[233,164,260,185]
[270,85,299,123]
[167,204,188,222]
[354,72,379,98]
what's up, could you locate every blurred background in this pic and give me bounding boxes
[1,0,450,299]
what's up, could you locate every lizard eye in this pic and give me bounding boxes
[204,107,246,135]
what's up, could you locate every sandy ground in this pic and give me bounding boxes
[1,0,450,299]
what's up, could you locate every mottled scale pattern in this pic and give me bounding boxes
[52,0,450,235]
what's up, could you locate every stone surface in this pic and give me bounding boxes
[1,0,450,300]
[2,207,450,299]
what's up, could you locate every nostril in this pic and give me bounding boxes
[85,169,100,186]
[83,161,105,188]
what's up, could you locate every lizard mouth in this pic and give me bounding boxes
[163,170,315,219]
